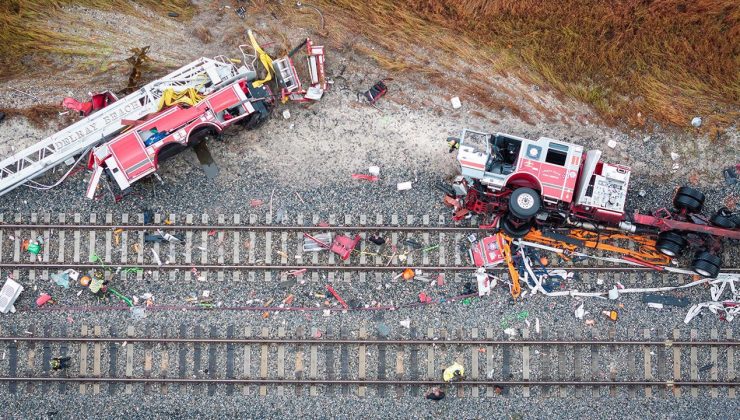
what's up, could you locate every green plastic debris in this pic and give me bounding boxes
[109,288,133,307]
[27,241,41,255]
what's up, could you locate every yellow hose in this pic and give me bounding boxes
[248,30,274,88]
[157,87,204,110]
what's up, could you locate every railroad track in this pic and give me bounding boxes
[0,325,737,397]
[3,212,737,285]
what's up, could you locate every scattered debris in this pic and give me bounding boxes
[574,302,585,320]
[402,268,415,280]
[670,152,680,161]
[368,166,380,177]
[601,310,618,321]
[36,293,53,307]
[607,139,617,148]
[450,97,462,109]
[326,284,349,309]
[0,278,24,314]
[352,174,378,182]
[362,80,388,104]
[397,181,413,191]
[282,109,291,119]
[399,319,411,329]
[303,232,332,252]
[418,292,432,303]
[503,328,517,337]
[330,234,360,260]
[691,116,702,127]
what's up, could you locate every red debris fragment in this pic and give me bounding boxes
[352,174,379,182]
[418,292,432,303]
[437,274,445,286]
[326,284,349,309]
[330,234,361,260]
[250,199,264,208]
[36,293,52,307]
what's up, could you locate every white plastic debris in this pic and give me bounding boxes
[607,140,617,148]
[282,109,291,119]
[647,302,664,309]
[596,278,604,285]
[399,319,411,329]
[535,317,540,334]
[202,290,210,298]
[574,302,585,319]
[608,287,619,300]
[64,269,79,282]
[151,249,162,266]
[368,166,380,176]
[476,268,493,296]
[450,96,462,109]
[691,116,702,127]
[670,152,680,161]
[503,328,517,337]
[322,309,331,317]
[397,181,412,191]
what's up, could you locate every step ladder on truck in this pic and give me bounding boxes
[0,49,260,199]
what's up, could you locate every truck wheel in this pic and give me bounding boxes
[508,188,541,220]
[691,250,721,278]
[710,209,736,229]
[673,186,704,213]
[501,216,532,238]
[655,231,687,257]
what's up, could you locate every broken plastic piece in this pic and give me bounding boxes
[352,174,378,182]
[402,268,415,280]
[397,181,412,191]
[36,293,52,307]
[326,284,349,309]
[330,234,360,260]
[0,278,24,314]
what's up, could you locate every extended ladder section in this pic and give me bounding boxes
[0,57,251,197]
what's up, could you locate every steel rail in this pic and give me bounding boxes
[0,223,484,232]
[2,262,739,273]
[0,377,735,386]
[1,337,738,346]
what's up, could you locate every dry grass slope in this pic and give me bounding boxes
[318,0,739,133]
[0,0,193,79]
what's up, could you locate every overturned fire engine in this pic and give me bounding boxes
[444,129,740,278]
[0,31,327,200]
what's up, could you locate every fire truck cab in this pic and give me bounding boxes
[86,79,271,199]
[452,129,631,236]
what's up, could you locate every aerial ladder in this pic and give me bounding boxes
[0,53,257,197]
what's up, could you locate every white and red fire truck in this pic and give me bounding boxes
[0,34,327,200]
[446,129,740,277]
[85,77,273,199]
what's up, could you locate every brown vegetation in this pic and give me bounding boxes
[0,0,193,79]
[0,104,65,128]
[316,0,739,132]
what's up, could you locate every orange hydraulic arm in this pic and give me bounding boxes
[500,238,521,299]
[520,228,671,266]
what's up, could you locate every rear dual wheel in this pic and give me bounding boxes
[691,250,721,278]
[673,186,705,213]
[655,231,687,257]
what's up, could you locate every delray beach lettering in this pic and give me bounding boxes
[52,101,143,150]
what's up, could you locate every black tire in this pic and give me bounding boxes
[691,250,721,278]
[187,128,217,147]
[156,143,187,163]
[655,231,687,257]
[673,186,705,213]
[710,212,736,229]
[508,188,541,220]
[500,216,532,238]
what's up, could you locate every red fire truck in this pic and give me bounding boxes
[445,129,739,277]
[85,78,272,199]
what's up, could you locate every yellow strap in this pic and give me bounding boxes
[248,30,274,88]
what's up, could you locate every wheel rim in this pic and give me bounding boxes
[694,268,712,277]
[659,248,676,257]
[517,193,535,210]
